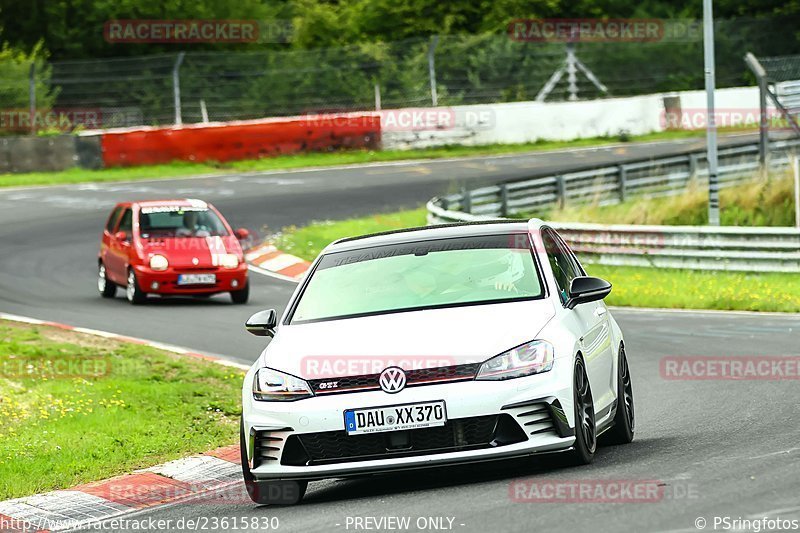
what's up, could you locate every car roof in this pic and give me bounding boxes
[131,198,210,209]
[324,218,546,253]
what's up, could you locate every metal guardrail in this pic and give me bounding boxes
[427,139,800,272]
[433,138,800,218]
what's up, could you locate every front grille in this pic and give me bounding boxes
[306,363,481,395]
[281,414,526,466]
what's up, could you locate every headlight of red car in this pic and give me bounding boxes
[149,254,169,271]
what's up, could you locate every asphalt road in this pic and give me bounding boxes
[1,133,799,532]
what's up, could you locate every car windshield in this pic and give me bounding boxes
[138,206,229,238]
[290,233,544,323]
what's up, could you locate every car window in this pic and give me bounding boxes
[138,207,229,238]
[554,232,586,277]
[117,209,133,237]
[542,228,581,305]
[290,233,544,323]
[105,207,122,232]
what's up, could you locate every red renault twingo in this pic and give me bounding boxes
[98,199,250,304]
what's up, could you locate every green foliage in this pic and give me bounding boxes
[0,41,57,113]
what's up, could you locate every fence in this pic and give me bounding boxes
[3,17,799,131]
[427,139,800,272]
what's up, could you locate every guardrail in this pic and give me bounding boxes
[433,138,800,218]
[427,138,800,272]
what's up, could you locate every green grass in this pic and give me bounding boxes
[271,206,800,313]
[588,265,800,313]
[539,171,798,227]
[273,206,429,260]
[0,321,244,499]
[0,128,741,188]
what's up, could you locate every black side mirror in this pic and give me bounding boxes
[246,309,278,337]
[565,276,612,309]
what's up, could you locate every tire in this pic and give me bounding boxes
[604,346,635,445]
[126,269,147,305]
[240,418,306,505]
[570,355,597,465]
[230,281,250,304]
[98,263,116,298]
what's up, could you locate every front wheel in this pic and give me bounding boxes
[240,419,306,505]
[230,281,250,304]
[570,355,596,465]
[604,346,635,445]
[126,269,147,305]
[98,263,116,298]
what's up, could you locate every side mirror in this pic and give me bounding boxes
[114,231,128,242]
[234,228,250,240]
[246,309,277,337]
[565,276,612,310]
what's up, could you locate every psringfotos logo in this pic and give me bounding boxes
[661,356,800,381]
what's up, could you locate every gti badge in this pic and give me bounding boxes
[379,366,407,394]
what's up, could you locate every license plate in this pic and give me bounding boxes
[177,273,216,285]
[344,401,447,436]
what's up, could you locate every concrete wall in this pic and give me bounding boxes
[0,135,102,174]
[383,86,761,150]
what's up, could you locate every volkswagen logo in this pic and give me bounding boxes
[379,367,407,394]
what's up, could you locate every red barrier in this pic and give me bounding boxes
[99,115,381,167]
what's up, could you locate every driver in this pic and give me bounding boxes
[178,210,210,237]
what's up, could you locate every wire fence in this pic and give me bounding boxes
[2,18,799,131]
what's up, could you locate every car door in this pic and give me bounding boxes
[100,206,122,276]
[106,207,133,283]
[554,230,615,412]
[542,228,614,412]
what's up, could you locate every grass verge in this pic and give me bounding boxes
[539,171,798,226]
[0,129,740,188]
[0,321,243,500]
[271,207,800,313]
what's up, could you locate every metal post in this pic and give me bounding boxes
[618,164,627,202]
[556,176,566,209]
[499,185,509,217]
[744,52,769,169]
[703,0,720,226]
[374,83,381,111]
[794,155,800,229]
[428,36,439,107]
[200,99,209,123]
[173,52,186,126]
[28,63,36,135]
[461,187,471,214]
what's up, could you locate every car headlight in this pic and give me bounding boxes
[149,254,169,271]
[476,340,554,380]
[253,368,314,401]
[219,253,239,269]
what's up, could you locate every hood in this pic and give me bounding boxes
[260,298,556,380]
[139,235,242,268]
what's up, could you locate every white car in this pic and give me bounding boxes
[240,219,634,505]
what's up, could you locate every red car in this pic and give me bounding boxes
[98,199,250,304]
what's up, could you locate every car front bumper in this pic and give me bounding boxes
[133,264,248,295]
[241,358,576,481]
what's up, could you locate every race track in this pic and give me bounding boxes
[1,133,798,532]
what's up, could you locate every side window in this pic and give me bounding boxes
[542,228,581,305]
[117,209,133,238]
[555,233,586,277]
[105,207,122,233]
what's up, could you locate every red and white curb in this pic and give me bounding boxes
[0,312,249,371]
[245,244,309,281]
[0,445,243,532]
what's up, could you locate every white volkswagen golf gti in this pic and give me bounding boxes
[240,219,634,505]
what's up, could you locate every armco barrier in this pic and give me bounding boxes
[99,115,381,167]
[426,203,800,273]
